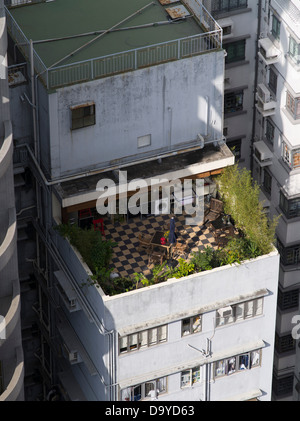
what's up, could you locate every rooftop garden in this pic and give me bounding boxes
[55,165,279,296]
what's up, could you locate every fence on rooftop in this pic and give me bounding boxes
[5,1,222,90]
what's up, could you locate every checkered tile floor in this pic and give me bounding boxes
[103,214,216,279]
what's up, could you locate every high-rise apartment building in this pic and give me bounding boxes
[0,0,24,401]
[203,0,300,401]
[2,0,280,401]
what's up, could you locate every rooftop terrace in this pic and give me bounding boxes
[5,0,222,89]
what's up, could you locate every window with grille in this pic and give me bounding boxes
[273,375,294,397]
[224,90,244,114]
[71,103,95,130]
[278,288,299,311]
[288,36,300,65]
[275,333,295,354]
[211,0,248,15]
[286,91,300,120]
[225,39,246,64]
[265,118,275,145]
[277,238,300,266]
[279,192,300,219]
[271,15,281,40]
[268,67,277,96]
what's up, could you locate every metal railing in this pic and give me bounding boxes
[5,3,222,90]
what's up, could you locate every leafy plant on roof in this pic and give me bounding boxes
[216,165,279,255]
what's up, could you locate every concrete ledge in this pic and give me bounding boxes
[0,346,24,401]
[0,207,17,272]
[0,120,13,179]
[0,279,21,344]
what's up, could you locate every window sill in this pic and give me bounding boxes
[224,110,247,119]
[212,8,252,19]
[225,60,249,69]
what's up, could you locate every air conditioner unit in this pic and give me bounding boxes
[63,343,80,364]
[257,83,270,103]
[154,197,170,215]
[253,141,273,166]
[218,306,233,318]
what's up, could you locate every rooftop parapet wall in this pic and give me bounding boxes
[5,0,222,90]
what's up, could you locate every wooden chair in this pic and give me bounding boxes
[204,198,223,223]
[173,241,188,258]
[138,233,152,252]
[148,249,166,266]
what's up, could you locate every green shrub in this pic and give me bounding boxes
[217,165,279,255]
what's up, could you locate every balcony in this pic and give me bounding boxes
[258,37,281,65]
[256,83,277,117]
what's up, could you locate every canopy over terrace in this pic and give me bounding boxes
[6,0,222,89]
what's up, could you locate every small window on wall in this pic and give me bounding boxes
[71,103,95,130]
[137,134,151,148]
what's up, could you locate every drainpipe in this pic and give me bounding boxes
[251,0,262,176]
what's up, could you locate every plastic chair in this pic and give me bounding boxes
[93,218,105,236]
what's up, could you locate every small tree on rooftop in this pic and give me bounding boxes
[217,165,279,255]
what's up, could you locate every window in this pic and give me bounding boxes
[216,297,263,327]
[181,315,202,336]
[271,15,281,40]
[263,169,272,195]
[224,90,244,114]
[211,0,248,15]
[286,91,300,120]
[278,288,299,311]
[121,377,167,401]
[214,349,261,378]
[265,118,275,145]
[275,333,295,354]
[225,39,246,64]
[273,375,294,397]
[71,103,95,130]
[282,142,300,169]
[277,238,300,266]
[119,324,167,353]
[280,192,300,219]
[227,139,242,160]
[181,366,201,388]
[137,134,151,148]
[288,36,300,65]
[268,68,277,96]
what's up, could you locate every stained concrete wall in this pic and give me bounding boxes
[45,50,225,178]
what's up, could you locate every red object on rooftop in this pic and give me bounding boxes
[79,208,92,219]
[93,218,105,236]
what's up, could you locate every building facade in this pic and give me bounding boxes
[0,0,24,401]
[203,0,300,401]
[3,0,281,401]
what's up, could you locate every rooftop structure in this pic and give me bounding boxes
[5,0,222,89]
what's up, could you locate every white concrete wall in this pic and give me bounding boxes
[102,250,279,401]
[47,51,225,178]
